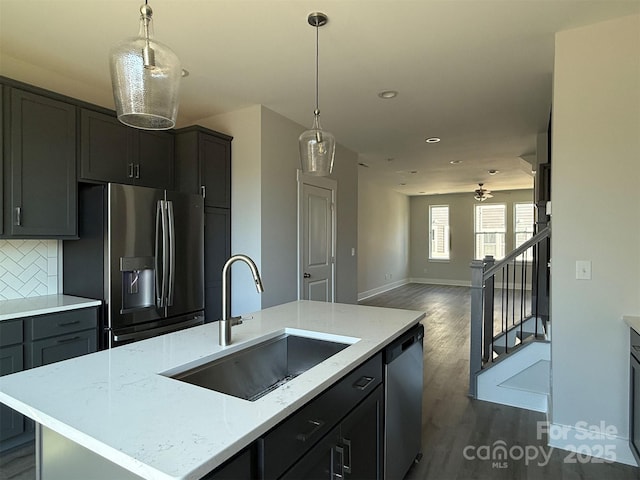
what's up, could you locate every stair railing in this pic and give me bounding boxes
[469,224,550,398]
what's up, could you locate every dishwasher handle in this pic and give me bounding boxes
[384,324,424,364]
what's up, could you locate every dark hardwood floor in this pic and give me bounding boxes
[360,283,639,480]
[2,284,637,479]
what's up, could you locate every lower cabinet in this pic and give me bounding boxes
[281,384,383,480]
[0,307,98,451]
[258,353,383,480]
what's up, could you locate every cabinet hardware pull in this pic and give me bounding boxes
[332,445,345,479]
[341,438,352,474]
[135,164,140,179]
[200,185,206,199]
[58,320,81,327]
[353,375,375,390]
[15,207,22,226]
[303,273,311,279]
[295,419,324,442]
[57,336,81,344]
[128,163,134,178]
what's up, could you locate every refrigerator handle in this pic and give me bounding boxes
[167,201,176,307]
[161,200,169,309]
[155,200,163,308]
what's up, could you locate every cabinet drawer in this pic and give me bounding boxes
[259,353,382,479]
[26,329,97,368]
[0,320,23,347]
[26,308,98,341]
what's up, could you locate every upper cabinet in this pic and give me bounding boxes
[79,109,174,190]
[174,126,232,208]
[3,87,77,238]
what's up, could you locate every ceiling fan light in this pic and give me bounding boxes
[109,3,182,130]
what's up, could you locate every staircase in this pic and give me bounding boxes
[469,223,551,412]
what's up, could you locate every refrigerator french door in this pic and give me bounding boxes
[63,183,204,348]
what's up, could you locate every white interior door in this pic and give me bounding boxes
[299,179,335,302]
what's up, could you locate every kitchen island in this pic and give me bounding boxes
[0,300,424,479]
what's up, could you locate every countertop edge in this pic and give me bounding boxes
[0,294,102,322]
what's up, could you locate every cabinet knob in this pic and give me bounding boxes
[303,273,311,279]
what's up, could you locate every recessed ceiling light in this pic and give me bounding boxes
[410,170,418,174]
[358,162,370,168]
[418,191,426,194]
[450,160,462,165]
[378,90,398,99]
[425,137,441,144]
[399,183,407,186]
[181,69,190,77]
[488,169,499,175]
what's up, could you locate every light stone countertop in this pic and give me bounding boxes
[0,294,101,321]
[0,300,425,480]
[624,315,640,334]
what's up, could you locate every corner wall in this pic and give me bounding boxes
[357,179,410,300]
[551,14,640,465]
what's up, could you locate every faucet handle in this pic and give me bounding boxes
[230,316,243,327]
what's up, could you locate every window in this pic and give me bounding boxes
[429,205,450,260]
[475,204,506,260]
[514,202,535,249]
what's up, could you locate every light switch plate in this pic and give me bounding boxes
[576,260,592,280]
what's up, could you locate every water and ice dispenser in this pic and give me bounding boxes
[120,257,155,312]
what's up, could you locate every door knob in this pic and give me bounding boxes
[303,273,311,278]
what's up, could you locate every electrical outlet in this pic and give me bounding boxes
[575,260,592,280]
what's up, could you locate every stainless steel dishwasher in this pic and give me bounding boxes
[384,323,424,480]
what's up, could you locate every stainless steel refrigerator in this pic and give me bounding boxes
[64,183,204,348]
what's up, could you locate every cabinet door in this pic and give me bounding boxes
[339,384,383,480]
[204,207,231,322]
[0,344,25,442]
[201,134,231,208]
[79,108,133,184]
[204,447,253,479]
[280,425,340,480]
[8,89,77,236]
[137,130,175,189]
[0,85,4,235]
[27,329,97,368]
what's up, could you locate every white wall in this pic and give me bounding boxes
[409,189,534,286]
[357,178,410,300]
[551,14,640,465]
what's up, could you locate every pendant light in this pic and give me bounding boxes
[299,12,336,176]
[109,1,181,130]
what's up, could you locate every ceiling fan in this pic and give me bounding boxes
[474,183,494,202]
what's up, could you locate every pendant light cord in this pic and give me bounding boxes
[315,21,319,115]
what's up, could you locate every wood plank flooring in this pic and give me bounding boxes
[2,284,638,479]
[360,283,639,480]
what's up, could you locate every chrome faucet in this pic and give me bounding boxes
[220,254,264,346]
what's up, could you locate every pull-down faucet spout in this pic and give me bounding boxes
[220,254,264,346]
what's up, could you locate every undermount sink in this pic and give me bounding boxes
[167,333,350,401]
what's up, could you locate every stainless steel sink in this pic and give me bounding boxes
[168,334,349,401]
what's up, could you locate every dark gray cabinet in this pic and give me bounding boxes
[79,108,174,189]
[281,385,383,480]
[204,207,231,321]
[0,308,98,450]
[175,126,232,208]
[259,353,383,480]
[3,88,77,237]
[204,447,255,479]
[0,320,24,443]
[176,126,232,322]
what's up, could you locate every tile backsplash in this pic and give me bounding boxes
[0,240,59,300]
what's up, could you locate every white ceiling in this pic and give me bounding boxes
[1,0,639,195]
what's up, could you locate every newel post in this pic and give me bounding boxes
[469,259,485,398]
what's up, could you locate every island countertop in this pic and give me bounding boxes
[0,300,425,480]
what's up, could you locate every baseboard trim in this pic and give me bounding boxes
[546,422,638,467]
[357,279,410,301]
[409,277,471,287]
